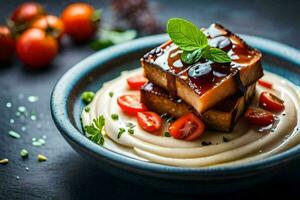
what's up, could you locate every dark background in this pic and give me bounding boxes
[1,0,300,199]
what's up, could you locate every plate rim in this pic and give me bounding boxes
[51,33,300,176]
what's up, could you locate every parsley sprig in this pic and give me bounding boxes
[84,116,105,146]
[167,18,231,64]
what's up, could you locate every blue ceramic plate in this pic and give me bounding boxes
[51,34,300,194]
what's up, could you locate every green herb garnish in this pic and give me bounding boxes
[128,128,134,135]
[163,132,171,137]
[118,128,126,139]
[126,122,136,128]
[84,116,105,146]
[81,91,95,104]
[167,18,231,64]
[20,149,29,158]
[111,114,119,120]
[109,92,114,97]
[84,107,90,112]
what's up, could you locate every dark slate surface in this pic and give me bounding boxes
[1,0,300,199]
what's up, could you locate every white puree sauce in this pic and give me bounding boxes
[81,69,300,167]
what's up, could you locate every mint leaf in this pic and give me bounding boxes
[118,128,126,139]
[167,18,232,64]
[181,49,202,64]
[204,47,231,63]
[167,18,207,51]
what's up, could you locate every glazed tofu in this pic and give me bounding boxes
[141,24,263,113]
[141,82,256,132]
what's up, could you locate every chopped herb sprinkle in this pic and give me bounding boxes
[111,114,119,120]
[37,154,47,162]
[126,122,136,128]
[223,136,229,142]
[0,158,9,164]
[20,149,29,158]
[164,132,171,137]
[8,130,21,139]
[118,128,126,139]
[109,92,114,97]
[81,91,95,104]
[128,128,134,135]
[84,107,90,112]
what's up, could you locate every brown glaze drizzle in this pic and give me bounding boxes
[230,44,253,66]
[167,47,187,74]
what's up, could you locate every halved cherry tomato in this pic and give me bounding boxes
[168,113,205,141]
[31,15,65,40]
[137,111,162,133]
[127,74,148,90]
[258,79,273,89]
[61,3,100,42]
[245,108,274,126]
[0,26,15,63]
[259,91,284,112]
[117,94,147,115]
[16,28,58,68]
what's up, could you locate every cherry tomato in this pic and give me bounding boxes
[127,74,148,90]
[117,94,147,115]
[137,111,162,133]
[245,108,274,126]
[10,2,44,25]
[259,91,284,112]
[258,79,273,89]
[61,3,100,42]
[31,15,64,40]
[0,26,15,63]
[168,113,205,141]
[16,28,58,68]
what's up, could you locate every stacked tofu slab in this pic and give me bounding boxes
[140,24,263,132]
